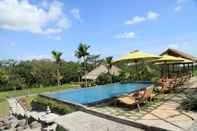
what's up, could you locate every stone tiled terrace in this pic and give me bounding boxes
[88,77,197,131]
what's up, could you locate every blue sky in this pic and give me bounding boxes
[0,0,197,61]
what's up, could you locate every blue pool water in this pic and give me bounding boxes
[45,82,151,105]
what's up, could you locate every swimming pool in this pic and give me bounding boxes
[44,82,152,105]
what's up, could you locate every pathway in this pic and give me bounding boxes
[89,77,197,131]
[7,97,26,116]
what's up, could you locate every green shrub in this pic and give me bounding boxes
[96,73,112,85]
[193,69,197,76]
[181,95,197,111]
[31,96,77,114]
[112,75,121,83]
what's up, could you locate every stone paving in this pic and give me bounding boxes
[56,111,145,131]
[89,77,197,131]
[7,98,26,116]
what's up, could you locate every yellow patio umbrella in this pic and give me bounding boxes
[113,50,160,79]
[152,54,183,64]
[174,57,193,64]
[114,50,160,64]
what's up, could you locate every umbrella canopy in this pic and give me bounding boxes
[114,50,160,63]
[113,50,160,80]
[174,57,193,64]
[152,54,183,64]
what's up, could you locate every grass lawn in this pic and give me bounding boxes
[194,69,197,76]
[0,99,9,117]
[18,96,37,110]
[0,83,79,117]
[19,96,77,114]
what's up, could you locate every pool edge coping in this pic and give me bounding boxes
[39,84,169,131]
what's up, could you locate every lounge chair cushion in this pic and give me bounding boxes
[117,96,135,105]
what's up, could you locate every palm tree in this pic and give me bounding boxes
[105,56,113,83]
[87,54,100,69]
[75,43,90,86]
[51,50,62,86]
[105,56,113,74]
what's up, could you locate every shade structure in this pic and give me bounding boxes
[114,50,160,63]
[152,54,183,64]
[172,57,193,64]
[113,50,160,80]
[152,55,184,77]
[82,64,121,80]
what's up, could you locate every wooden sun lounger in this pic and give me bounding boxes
[117,96,141,111]
[117,87,157,111]
[117,96,136,105]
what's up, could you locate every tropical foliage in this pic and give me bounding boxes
[96,73,112,85]
[0,59,81,91]
[96,73,120,85]
[75,43,90,85]
[118,62,160,83]
[105,56,113,74]
[51,50,63,86]
[31,96,77,114]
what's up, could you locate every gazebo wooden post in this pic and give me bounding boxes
[172,64,174,74]
[168,64,170,77]
[183,63,185,73]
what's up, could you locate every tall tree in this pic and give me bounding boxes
[87,54,100,69]
[51,50,62,86]
[75,43,90,86]
[105,56,113,74]
[105,56,113,83]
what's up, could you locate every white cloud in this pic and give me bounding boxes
[116,32,136,39]
[147,11,160,20]
[175,0,188,12]
[125,16,146,25]
[22,54,52,60]
[176,0,187,4]
[9,42,16,47]
[175,5,182,12]
[70,8,82,22]
[48,35,62,41]
[56,18,72,29]
[0,0,71,34]
[54,36,61,41]
[125,11,159,25]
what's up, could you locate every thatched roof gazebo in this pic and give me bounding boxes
[160,48,197,62]
[82,64,121,80]
[160,48,197,75]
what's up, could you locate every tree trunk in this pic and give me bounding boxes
[57,69,61,86]
[83,57,88,87]
[56,62,61,86]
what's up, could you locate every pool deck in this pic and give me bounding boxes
[88,77,197,131]
[55,111,145,131]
